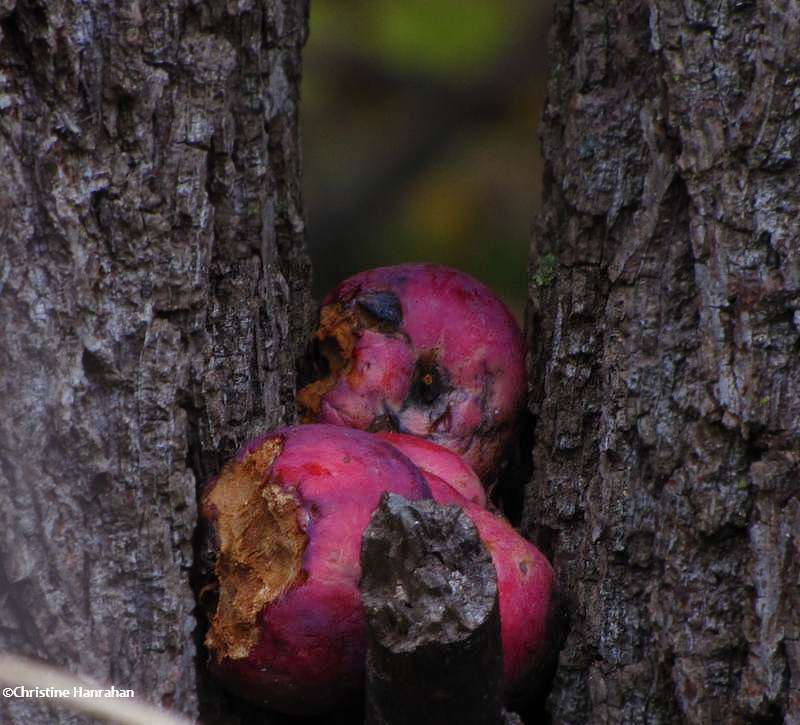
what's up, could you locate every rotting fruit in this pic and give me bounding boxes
[196,424,431,715]
[297,263,526,479]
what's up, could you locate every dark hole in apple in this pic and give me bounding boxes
[408,355,449,406]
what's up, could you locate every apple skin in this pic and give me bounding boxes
[198,424,431,715]
[461,501,555,695]
[298,263,526,478]
[374,431,487,507]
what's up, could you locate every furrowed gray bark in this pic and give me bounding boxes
[527,2,799,723]
[0,1,310,723]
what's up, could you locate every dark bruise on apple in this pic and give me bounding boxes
[297,263,526,479]
[197,424,431,715]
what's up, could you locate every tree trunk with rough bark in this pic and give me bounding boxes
[526,2,799,723]
[0,1,310,723]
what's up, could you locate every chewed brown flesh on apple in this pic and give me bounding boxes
[375,431,487,507]
[198,424,431,715]
[297,264,526,478]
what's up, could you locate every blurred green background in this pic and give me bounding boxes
[302,1,552,321]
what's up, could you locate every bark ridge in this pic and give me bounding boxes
[0,1,310,722]
[528,2,800,723]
